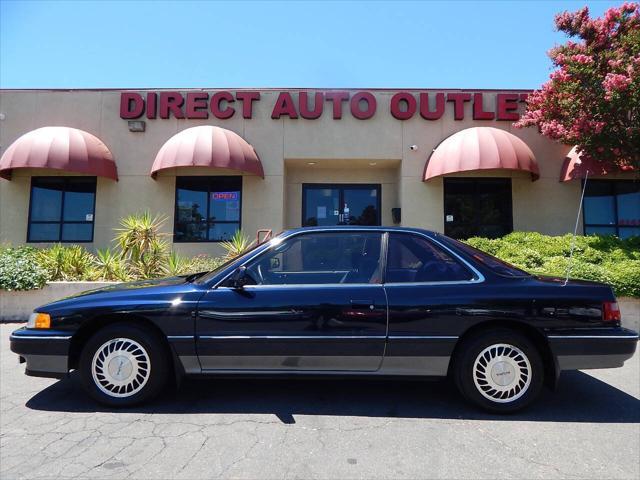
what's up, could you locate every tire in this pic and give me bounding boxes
[79,323,170,407]
[453,328,544,413]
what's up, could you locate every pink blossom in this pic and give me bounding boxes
[608,58,624,68]
[540,120,568,139]
[572,54,593,64]
[550,69,571,82]
[603,73,632,99]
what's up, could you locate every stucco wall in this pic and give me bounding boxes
[1,88,634,255]
[0,282,117,321]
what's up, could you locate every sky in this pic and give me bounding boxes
[0,0,622,90]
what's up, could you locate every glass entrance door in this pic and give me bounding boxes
[443,178,513,239]
[302,184,381,226]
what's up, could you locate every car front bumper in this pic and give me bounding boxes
[10,327,72,378]
[547,327,639,371]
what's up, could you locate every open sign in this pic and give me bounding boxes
[212,192,239,201]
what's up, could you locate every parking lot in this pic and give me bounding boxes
[1,323,638,480]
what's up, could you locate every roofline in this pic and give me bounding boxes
[282,225,440,236]
[0,87,536,93]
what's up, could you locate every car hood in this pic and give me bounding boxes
[63,276,191,299]
[35,275,208,315]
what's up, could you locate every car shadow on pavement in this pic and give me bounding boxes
[25,370,639,423]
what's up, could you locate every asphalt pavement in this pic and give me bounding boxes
[1,323,638,480]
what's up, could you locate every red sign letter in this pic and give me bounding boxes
[159,92,185,119]
[271,92,298,119]
[146,92,157,119]
[473,93,494,120]
[324,91,349,119]
[447,93,472,120]
[496,93,521,120]
[120,93,144,119]
[350,92,376,119]
[419,93,444,120]
[390,92,416,120]
[299,92,323,119]
[236,91,260,119]
[211,91,235,119]
[186,92,209,119]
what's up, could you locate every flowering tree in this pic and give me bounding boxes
[515,3,640,170]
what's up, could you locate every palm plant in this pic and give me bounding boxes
[38,244,96,281]
[165,251,188,276]
[220,230,255,260]
[114,211,169,279]
[94,248,129,281]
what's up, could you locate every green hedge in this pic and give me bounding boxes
[464,232,640,298]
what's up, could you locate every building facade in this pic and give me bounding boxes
[0,88,638,256]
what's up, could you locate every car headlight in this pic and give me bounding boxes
[27,312,51,329]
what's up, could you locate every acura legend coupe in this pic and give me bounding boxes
[10,227,638,412]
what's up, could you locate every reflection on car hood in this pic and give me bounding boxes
[60,276,189,300]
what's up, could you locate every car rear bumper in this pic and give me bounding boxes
[10,327,72,378]
[547,327,639,371]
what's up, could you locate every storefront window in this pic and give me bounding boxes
[28,177,96,242]
[583,180,640,238]
[174,176,242,242]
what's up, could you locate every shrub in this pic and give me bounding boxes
[464,232,639,298]
[184,255,227,274]
[604,260,640,298]
[465,237,500,256]
[37,244,97,281]
[0,246,49,291]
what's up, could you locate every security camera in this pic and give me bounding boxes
[409,145,418,151]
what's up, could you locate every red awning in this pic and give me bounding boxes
[560,146,635,182]
[423,127,539,181]
[151,126,264,178]
[0,126,117,181]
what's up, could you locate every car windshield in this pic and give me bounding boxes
[193,240,270,285]
[447,238,530,278]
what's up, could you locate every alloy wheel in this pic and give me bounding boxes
[472,343,532,403]
[91,338,151,398]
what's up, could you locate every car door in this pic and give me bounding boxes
[382,232,485,376]
[196,230,387,372]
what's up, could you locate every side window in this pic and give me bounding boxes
[386,233,474,283]
[245,232,382,285]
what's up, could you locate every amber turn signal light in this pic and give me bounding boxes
[27,312,51,329]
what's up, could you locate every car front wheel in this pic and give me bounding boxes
[453,329,544,413]
[79,323,169,407]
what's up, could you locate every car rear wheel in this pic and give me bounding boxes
[79,323,169,407]
[453,328,543,413]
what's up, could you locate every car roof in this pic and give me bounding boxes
[280,226,440,236]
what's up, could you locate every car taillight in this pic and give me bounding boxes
[603,301,621,323]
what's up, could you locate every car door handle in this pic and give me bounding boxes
[351,300,375,310]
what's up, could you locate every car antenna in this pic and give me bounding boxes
[564,161,589,286]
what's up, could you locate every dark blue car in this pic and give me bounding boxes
[10,227,638,412]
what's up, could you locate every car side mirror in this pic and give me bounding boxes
[227,266,249,289]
